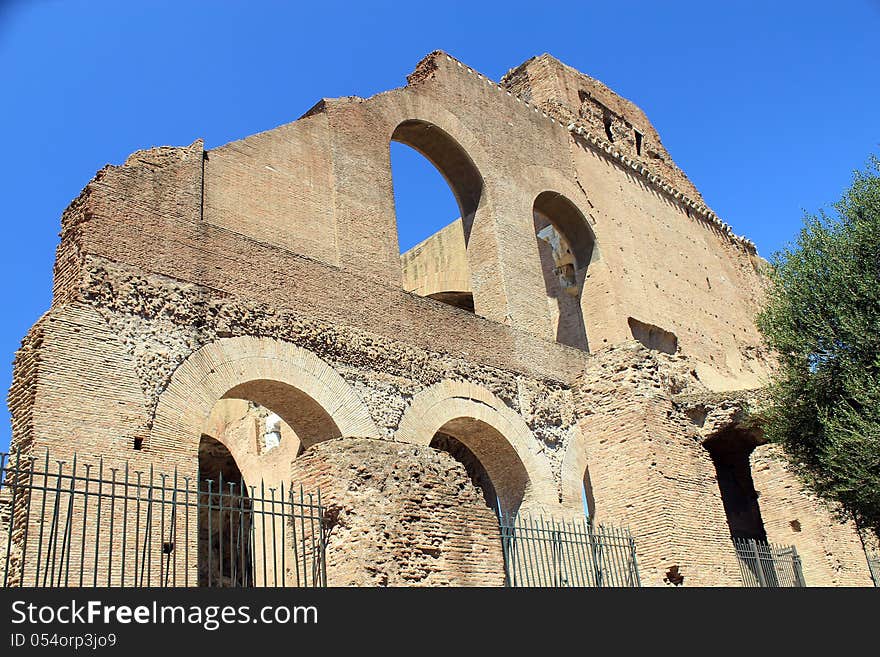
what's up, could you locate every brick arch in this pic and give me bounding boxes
[382,97,503,247]
[149,336,380,453]
[395,380,556,513]
[391,119,484,244]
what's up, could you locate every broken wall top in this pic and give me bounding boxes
[49,49,770,391]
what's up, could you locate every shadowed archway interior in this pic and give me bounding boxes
[429,416,529,517]
[222,379,342,451]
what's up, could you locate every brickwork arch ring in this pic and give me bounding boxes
[395,380,556,513]
[149,336,380,454]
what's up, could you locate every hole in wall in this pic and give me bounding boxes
[534,192,596,352]
[634,129,643,156]
[790,519,802,533]
[628,317,678,354]
[392,121,482,314]
[685,405,708,427]
[703,428,767,542]
[391,141,461,254]
[603,113,614,142]
[664,565,684,586]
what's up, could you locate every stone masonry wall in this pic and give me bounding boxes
[574,343,743,586]
[751,444,874,587]
[3,50,875,588]
[289,438,506,586]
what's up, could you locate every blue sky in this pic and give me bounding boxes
[0,0,878,453]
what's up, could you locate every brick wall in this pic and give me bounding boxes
[289,438,506,586]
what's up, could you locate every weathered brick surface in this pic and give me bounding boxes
[751,444,874,587]
[290,438,505,587]
[3,50,874,587]
[571,344,743,586]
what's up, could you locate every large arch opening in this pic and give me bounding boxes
[198,434,253,587]
[393,120,484,312]
[197,376,346,587]
[533,192,596,351]
[704,428,767,541]
[221,379,342,452]
[149,337,379,454]
[429,417,529,517]
[198,378,345,492]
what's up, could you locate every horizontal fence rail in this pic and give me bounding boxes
[733,537,805,588]
[0,449,326,588]
[500,514,640,587]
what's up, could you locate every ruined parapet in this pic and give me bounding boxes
[501,54,757,255]
[502,54,702,203]
[289,437,505,586]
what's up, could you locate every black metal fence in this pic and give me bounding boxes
[0,450,326,588]
[499,514,640,587]
[733,538,805,587]
[867,552,880,587]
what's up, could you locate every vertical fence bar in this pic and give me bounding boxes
[91,459,103,587]
[1,450,336,589]
[44,460,64,587]
[270,487,278,587]
[318,487,326,587]
[238,477,247,587]
[61,454,78,586]
[159,474,166,588]
[169,467,178,587]
[279,481,286,588]
[1,449,18,587]
[219,470,226,587]
[19,454,37,587]
[206,478,213,588]
[184,476,191,587]
[134,471,142,587]
[107,468,117,587]
[121,463,129,587]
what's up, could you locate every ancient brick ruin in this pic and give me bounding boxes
[2,51,875,586]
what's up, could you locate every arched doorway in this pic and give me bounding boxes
[395,381,556,516]
[196,376,342,588]
[533,191,596,351]
[392,120,484,312]
[198,434,253,587]
[429,417,529,517]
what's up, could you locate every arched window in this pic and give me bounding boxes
[533,192,596,351]
[392,120,483,312]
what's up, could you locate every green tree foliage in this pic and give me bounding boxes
[756,156,880,534]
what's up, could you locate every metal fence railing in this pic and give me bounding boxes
[0,449,326,588]
[499,514,640,587]
[867,552,880,587]
[733,537,805,587]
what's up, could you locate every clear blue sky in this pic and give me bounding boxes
[0,0,877,453]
